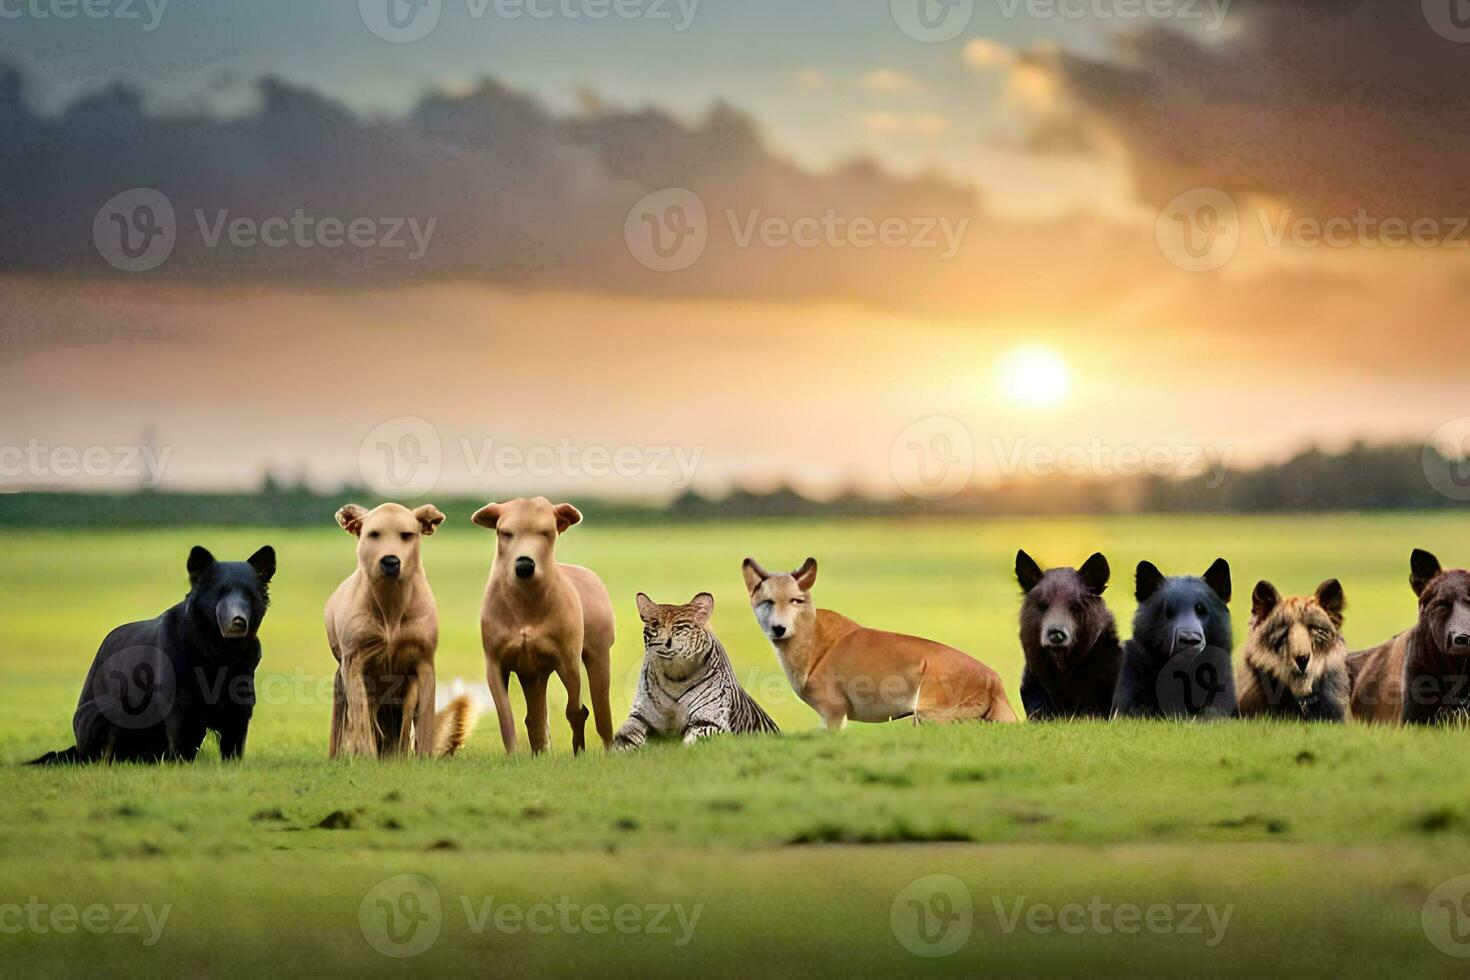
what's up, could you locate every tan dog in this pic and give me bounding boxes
[472,497,615,754]
[742,556,1018,728]
[325,502,477,758]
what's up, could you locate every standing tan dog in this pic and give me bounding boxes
[742,556,1018,728]
[325,503,477,758]
[473,497,615,754]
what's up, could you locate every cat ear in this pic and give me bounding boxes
[635,593,658,621]
[689,592,714,622]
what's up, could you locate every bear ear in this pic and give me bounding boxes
[247,546,276,584]
[1135,561,1165,603]
[413,504,446,536]
[1015,550,1044,594]
[552,503,582,534]
[1204,558,1232,604]
[1315,578,1346,628]
[1411,549,1442,597]
[336,504,368,536]
[792,557,818,592]
[1078,553,1110,596]
[470,502,503,530]
[742,557,771,594]
[187,546,216,585]
[1251,580,1281,622]
[635,592,658,621]
[689,592,715,622]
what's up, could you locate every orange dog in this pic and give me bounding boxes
[742,556,1018,729]
[472,497,615,754]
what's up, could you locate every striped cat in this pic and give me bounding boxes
[614,592,779,748]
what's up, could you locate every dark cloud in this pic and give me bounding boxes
[1028,0,1470,223]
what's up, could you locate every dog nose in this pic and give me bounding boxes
[771,624,787,638]
[1045,628,1070,646]
[515,556,536,580]
[380,555,401,576]
[1294,654,1310,672]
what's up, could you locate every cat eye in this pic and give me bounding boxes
[791,597,806,605]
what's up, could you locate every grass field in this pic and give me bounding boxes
[4,514,1470,976]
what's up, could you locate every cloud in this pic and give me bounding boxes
[857,68,922,93]
[964,38,1016,71]
[1013,1,1470,224]
[793,68,829,89]
[862,111,949,136]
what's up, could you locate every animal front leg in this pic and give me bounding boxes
[414,663,436,758]
[343,664,377,756]
[329,668,346,759]
[523,672,551,755]
[613,715,651,751]
[556,660,587,755]
[218,720,249,760]
[682,722,724,744]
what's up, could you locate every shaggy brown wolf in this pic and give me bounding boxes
[1237,579,1349,722]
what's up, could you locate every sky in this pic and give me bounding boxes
[2,0,1468,499]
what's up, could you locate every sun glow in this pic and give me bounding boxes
[996,346,1071,409]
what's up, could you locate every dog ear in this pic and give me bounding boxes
[414,504,446,536]
[1079,553,1110,596]
[1251,580,1280,622]
[1203,558,1232,604]
[793,557,818,592]
[470,502,503,530]
[247,546,276,584]
[336,504,368,536]
[1411,549,1442,597]
[1315,578,1346,628]
[1135,561,1165,603]
[742,557,771,594]
[689,592,715,622]
[552,503,582,534]
[187,546,216,585]
[635,592,658,621]
[1015,550,1044,594]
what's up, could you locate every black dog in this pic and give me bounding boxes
[30,545,274,764]
[1015,550,1121,720]
[1112,559,1236,719]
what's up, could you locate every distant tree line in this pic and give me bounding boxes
[1,441,1465,527]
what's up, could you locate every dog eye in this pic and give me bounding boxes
[1195,603,1207,617]
[400,532,414,541]
[367,530,380,539]
[791,597,805,605]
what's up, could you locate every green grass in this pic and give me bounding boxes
[4,514,1470,976]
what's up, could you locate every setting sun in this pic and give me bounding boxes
[997,346,1070,408]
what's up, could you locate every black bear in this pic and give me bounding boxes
[30,545,274,764]
[1015,550,1121,720]
[1112,558,1236,719]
